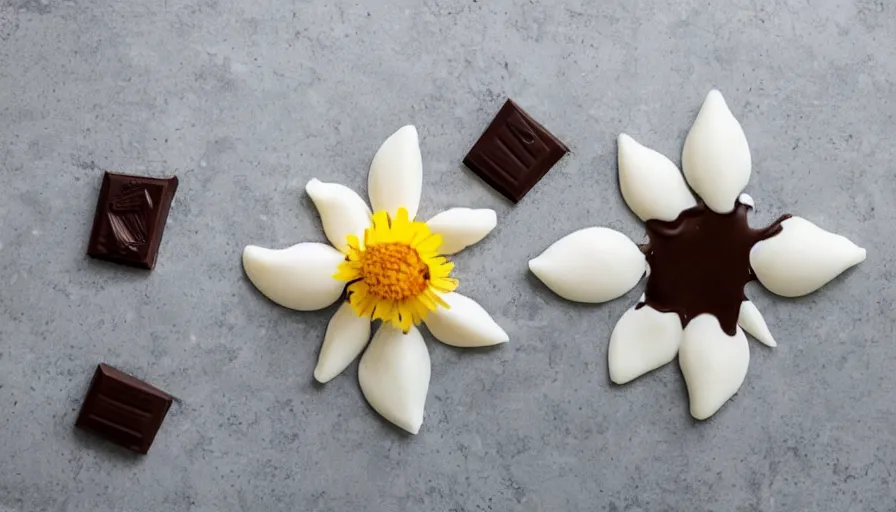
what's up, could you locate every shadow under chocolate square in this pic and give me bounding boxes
[463,100,568,203]
[86,172,178,270]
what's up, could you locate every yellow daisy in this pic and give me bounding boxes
[334,208,458,332]
[242,125,508,435]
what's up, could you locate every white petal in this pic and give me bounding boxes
[750,217,866,297]
[738,193,754,208]
[359,325,430,434]
[305,179,371,253]
[368,125,423,219]
[682,90,751,213]
[678,315,750,420]
[242,243,344,311]
[737,301,776,348]
[313,302,372,383]
[529,227,645,303]
[425,208,497,255]
[617,133,696,221]
[608,304,683,384]
[423,292,509,347]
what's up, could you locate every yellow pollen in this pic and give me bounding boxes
[333,207,459,331]
[359,242,429,301]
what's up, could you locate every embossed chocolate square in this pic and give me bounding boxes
[463,99,568,203]
[87,172,178,269]
[76,364,173,454]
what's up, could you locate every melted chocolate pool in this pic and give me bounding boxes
[639,201,790,335]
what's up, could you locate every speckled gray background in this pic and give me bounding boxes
[0,0,893,510]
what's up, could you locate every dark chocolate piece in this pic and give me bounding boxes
[87,172,178,270]
[463,99,568,203]
[76,363,173,454]
[640,201,790,335]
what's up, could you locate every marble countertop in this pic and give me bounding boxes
[1,0,893,510]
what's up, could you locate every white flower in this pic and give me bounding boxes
[530,90,866,420]
[243,126,508,434]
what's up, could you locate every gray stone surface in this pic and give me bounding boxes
[0,0,893,510]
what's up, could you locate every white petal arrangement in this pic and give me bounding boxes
[530,90,866,420]
[242,126,508,434]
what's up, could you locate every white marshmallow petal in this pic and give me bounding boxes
[313,302,372,383]
[359,325,430,434]
[367,125,423,219]
[678,315,750,420]
[423,292,509,347]
[750,216,866,297]
[608,303,683,384]
[242,243,344,311]
[617,133,697,221]
[682,90,751,214]
[737,300,776,348]
[425,208,498,255]
[529,227,645,303]
[305,179,371,253]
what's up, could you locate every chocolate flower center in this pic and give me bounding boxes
[640,201,790,335]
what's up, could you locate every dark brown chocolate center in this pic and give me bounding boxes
[639,201,790,335]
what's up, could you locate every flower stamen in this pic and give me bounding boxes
[360,242,430,301]
[333,207,458,331]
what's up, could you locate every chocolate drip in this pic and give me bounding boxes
[639,201,790,335]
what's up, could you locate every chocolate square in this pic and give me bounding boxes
[87,172,178,270]
[76,364,173,454]
[463,99,568,203]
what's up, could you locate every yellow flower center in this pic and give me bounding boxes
[359,242,429,301]
[333,207,459,332]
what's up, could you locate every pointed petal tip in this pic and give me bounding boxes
[242,245,268,266]
[700,90,734,121]
[312,366,332,384]
[528,257,542,275]
[305,178,323,195]
[690,407,713,421]
[737,301,776,348]
[489,327,510,345]
[617,132,635,146]
[483,208,498,228]
[609,372,632,386]
[400,420,422,435]
[393,125,419,142]
[705,88,725,104]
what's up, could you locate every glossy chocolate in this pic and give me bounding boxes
[640,201,790,335]
[76,364,172,454]
[87,172,178,270]
[463,99,567,203]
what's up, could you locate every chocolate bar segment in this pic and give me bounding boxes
[76,364,173,454]
[463,99,568,203]
[87,172,178,269]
